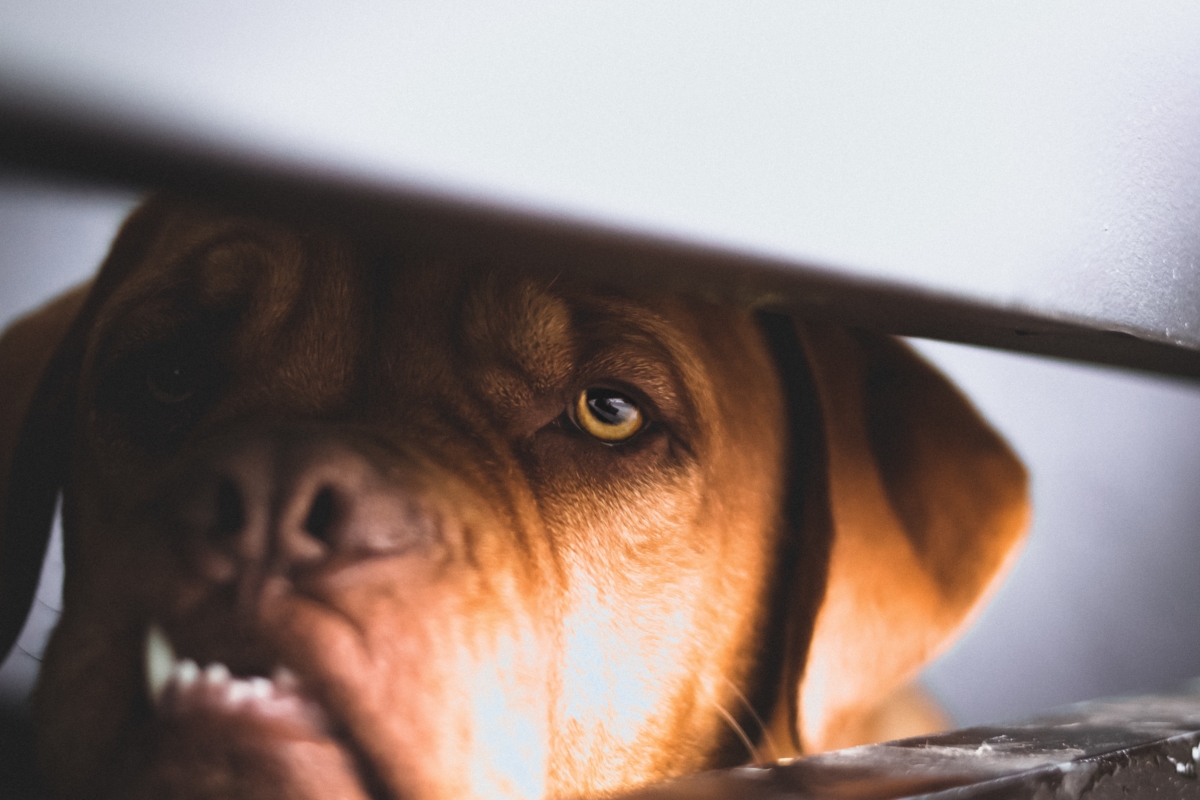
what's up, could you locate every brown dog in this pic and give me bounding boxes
[0,196,1028,799]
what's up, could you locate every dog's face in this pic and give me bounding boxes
[0,198,1029,800]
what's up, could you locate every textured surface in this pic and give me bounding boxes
[621,686,1200,799]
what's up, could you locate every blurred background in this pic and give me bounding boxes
[2,1,1200,733]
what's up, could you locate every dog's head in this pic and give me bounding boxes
[0,196,1028,799]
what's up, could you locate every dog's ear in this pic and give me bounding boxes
[0,284,91,662]
[764,320,1030,754]
[0,198,172,662]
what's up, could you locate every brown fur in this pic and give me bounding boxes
[0,197,1028,799]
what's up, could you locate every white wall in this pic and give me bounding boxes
[914,340,1200,725]
[5,2,1200,350]
[1,175,1199,730]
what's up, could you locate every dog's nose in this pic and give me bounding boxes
[169,435,434,580]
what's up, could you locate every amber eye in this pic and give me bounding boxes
[574,388,645,443]
[146,357,198,404]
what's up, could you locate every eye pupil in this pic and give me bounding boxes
[147,359,197,403]
[575,388,645,443]
[587,392,636,426]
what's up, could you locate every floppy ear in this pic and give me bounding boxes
[0,283,91,661]
[765,320,1030,754]
[0,197,174,663]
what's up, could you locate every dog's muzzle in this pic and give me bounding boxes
[158,430,446,585]
[134,429,459,739]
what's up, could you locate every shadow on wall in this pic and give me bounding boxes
[2,174,1200,729]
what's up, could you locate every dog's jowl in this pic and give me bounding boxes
[0,197,1029,800]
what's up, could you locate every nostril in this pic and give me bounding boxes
[303,486,339,544]
[214,478,245,537]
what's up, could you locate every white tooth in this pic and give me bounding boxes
[228,680,252,703]
[249,676,273,699]
[272,666,298,691]
[145,624,177,704]
[204,662,231,683]
[177,659,200,687]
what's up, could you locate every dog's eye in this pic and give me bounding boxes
[146,358,199,404]
[574,388,644,443]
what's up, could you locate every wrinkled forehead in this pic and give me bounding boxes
[94,205,346,329]
[89,202,711,376]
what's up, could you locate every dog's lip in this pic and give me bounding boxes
[144,623,330,738]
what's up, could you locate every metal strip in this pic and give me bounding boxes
[3,94,1200,380]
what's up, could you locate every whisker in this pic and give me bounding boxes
[711,699,761,764]
[721,675,782,763]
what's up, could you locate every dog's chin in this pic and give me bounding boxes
[126,714,372,800]
[125,626,376,800]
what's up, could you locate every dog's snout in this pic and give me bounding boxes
[168,434,435,581]
[213,478,246,538]
[302,485,338,543]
